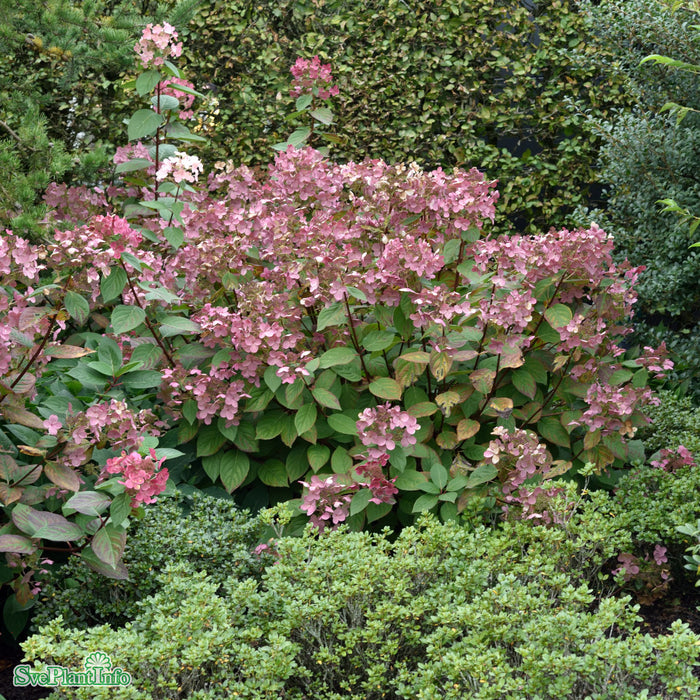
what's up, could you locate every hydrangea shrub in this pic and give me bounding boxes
[0,22,682,633]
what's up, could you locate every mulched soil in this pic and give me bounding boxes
[0,582,698,699]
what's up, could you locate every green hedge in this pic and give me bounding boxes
[21,494,700,699]
[183,0,630,233]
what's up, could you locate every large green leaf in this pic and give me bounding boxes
[369,378,402,401]
[294,404,318,436]
[12,504,84,542]
[64,491,111,517]
[127,109,164,141]
[220,451,250,492]
[111,305,146,334]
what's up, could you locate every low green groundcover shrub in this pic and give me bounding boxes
[31,490,266,631]
[22,491,700,699]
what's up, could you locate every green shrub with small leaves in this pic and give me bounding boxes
[611,465,700,552]
[21,495,700,700]
[637,390,700,457]
[30,490,267,632]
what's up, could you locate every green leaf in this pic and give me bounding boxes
[273,126,311,150]
[80,547,128,580]
[327,413,358,435]
[114,158,153,175]
[111,305,146,334]
[164,226,184,249]
[0,534,35,554]
[119,370,162,390]
[310,107,334,125]
[286,446,309,482]
[331,446,353,473]
[319,347,357,368]
[316,302,346,331]
[159,316,201,337]
[609,369,633,386]
[466,463,498,488]
[64,491,111,517]
[544,304,572,329]
[220,451,250,493]
[64,291,90,325]
[197,423,227,457]
[110,492,133,526]
[256,413,286,440]
[350,488,372,516]
[307,444,330,471]
[163,121,207,142]
[512,368,537,399]
[394,470,428,490]
[100,267,128,303]
[362,331,396,352]
[369,378,402,401]
[430,463,448,490]
[296,94,313,110]
[151,94,180,111]
[127,109,163,141]
[412,494,438,513]
[294,404,318,436]
[264,365,282,393]
[91,526,126,568]
[311,387,341,410]
[537,417,570,448]
[135,70,162,96]
[11,504,84,542]
[258,459,288,487]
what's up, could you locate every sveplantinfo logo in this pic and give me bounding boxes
[13,651,132,688]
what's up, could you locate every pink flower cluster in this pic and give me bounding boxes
[578,381,654,436]
[156,151,203,184]
[157,77,196,120]
[299,475,353,530]
[135,23,182,68]
[483,426,552,495]
[290,56,339,100]
[42,184,108,228]
[1,230,43,281]
[356,403,420,458]
[103,448,169,506]
[354,453,399,505]
[50,215,144,293]
[299,456,398,530]
[612,545,669,583]
[650,445,695,472]
[60,400,164,468]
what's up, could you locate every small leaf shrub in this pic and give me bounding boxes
[30,490,266,631]
[21,501,700,699]
[184,0,632,233]
[637,390,700,457]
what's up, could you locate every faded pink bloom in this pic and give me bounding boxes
[43,414,62,435]
[135,23,182,68]
[103,449,169,507]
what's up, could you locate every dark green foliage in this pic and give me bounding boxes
[577,0,700,395]
[0,0,199,239]
[184,0,630,233]
[21,498,700,699]
[31,490,266,631]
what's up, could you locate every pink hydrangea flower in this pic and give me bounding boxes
[135,23,182,68]
[356,403,420,459]
[43,414,62,436]
[102,449,169,507]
